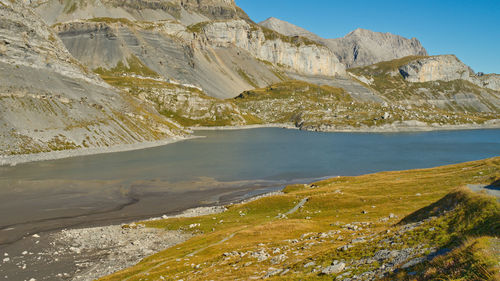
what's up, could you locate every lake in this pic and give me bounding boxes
[0,128,499,245]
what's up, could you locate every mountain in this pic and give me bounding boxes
[29,0,251,26]
[324,28,428,68]
[0,0,185,156]
[1,0,498,158]
[29,0,347,99]
[259,17,428,68]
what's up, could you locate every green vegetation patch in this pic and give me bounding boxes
[87,17,134,26]
[94,55,160,78]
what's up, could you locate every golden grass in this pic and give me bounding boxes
[99,157,500,280]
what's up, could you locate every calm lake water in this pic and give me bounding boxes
[0,128,499,245]
[3,128,500,183]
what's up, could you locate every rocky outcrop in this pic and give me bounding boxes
[259,18,428,68]
[399,55,475,83]
[0,0,184,155]
[133,82,259,126]
[479,74,500,92]
[399,55,500,91]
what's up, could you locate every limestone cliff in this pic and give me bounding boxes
[0,0,184,155]
[197,20,346,77]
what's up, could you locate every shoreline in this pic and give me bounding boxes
[314,122,500,133]
[190,123,297,131]
[191,120,500,133]
[0,135,201,167]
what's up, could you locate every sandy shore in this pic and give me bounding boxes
[0,136,201,167]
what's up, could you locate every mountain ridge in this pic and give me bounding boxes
[259,17,428,68]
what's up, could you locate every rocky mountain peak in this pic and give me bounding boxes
[259,18,428,68]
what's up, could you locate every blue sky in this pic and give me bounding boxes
[236,0,500,74]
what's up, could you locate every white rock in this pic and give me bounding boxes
[304,261,316,268]
[322,262,345,275]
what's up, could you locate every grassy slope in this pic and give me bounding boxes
[100,157,500,281]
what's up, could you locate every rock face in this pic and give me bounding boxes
[399,55,500,91]
[0,0,183,155]
[199,20,345,77]
[259,17,428,68]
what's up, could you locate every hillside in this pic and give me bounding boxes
[0,0,186,156]
[29,0,347,99]
[233,72,500,132]
[98,157,500,280]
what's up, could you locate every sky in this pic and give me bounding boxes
[236,0,500,74]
